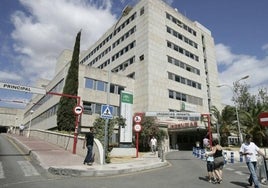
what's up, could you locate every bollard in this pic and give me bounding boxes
[199,149,202,159]
[231,152,234,163]
[224,152,227,164]
[240,153,243,162]
[201,149,205,160]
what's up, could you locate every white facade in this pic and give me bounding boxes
[18,0,221,149]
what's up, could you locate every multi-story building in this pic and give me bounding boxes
[22,0,221,150]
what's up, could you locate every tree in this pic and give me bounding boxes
[240,105,267,146]
[210,105,236,146]
[93,116,126,163]
[222,83,268,146]
[138,116,167,152]
[57,31,81,131]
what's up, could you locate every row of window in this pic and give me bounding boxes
[80,36,112,64]
[25,104,58,128]
[168,72,201,90]
[167,41,199,62]
[167,56,200,75]
[113,12,137,36]
[85,77,125,94]
[168,89,203,106]
[80,12,137,64]
[111,41,136,62]
[111,56,135,72]
[167,26,198,49]
[87,46,111,66]
[166,12,197,36]
[83,101,120,116]
[113,26,136,48]
[25,79,64,118]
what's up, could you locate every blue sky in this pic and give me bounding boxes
[0,0,267,108]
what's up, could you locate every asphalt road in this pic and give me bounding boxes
[1,133,267,188]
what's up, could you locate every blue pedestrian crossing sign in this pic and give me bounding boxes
[101,105,113,119]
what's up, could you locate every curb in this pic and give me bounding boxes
[48,161,169,176]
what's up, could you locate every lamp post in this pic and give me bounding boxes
[27,110,34,138]
[217,75,249,145]
[103,6,131,164]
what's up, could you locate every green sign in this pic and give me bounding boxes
[121,92,133,104]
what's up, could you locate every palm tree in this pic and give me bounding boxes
[240,103,268,146]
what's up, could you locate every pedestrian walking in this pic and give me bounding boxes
[239,134,268,188]
[19,124,24,136]
[150,136,157,155]
[206,139,224,184]
[83,127,94,165]
[205,145,216,183]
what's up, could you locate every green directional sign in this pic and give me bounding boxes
[121,92,133,104]
[120,91,133,144]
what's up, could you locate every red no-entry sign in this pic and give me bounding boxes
[259,112,268,127]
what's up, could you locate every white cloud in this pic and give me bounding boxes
[216,43,268,105]
[262,43,268,53]
[9,0,117,84]
[0,71,22,80]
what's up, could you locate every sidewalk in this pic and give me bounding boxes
[7,133,168,177]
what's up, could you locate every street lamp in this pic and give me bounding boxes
[27,110,34,138]
[217,75,249,145]
[103,6,132,164]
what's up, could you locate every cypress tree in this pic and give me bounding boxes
[57,31,81,131]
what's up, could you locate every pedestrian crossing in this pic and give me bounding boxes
[0,160,40,179]
[0,162,5,179]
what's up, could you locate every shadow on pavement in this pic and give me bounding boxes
[230,181,251,187]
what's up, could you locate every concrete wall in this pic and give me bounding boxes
[28,129,104,164]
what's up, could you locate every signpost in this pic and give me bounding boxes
[133,113,143,158]
[101,104,113,164]
[259,112,268,180]
[1,82,83,155]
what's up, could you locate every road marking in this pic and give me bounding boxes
[0,162,5,179]
[225,167,235,171]
[235,171,246,175]
[17,161,40,176]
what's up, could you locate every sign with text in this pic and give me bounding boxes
[0,82,46,95]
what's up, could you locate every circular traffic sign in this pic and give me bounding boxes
[259,112,268,127]
[133,124,142,132]
[134,115,142,123]
[73,105,83,115]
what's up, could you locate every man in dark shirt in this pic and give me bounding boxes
[83,127,94,165]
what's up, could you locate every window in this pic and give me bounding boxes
[169,90,174,99]
[110,84,115,94]
[83,102,92,114]
[140,7,144,15]
[118,86,124,94]
[96,81,105,91]
[85,78,94,89]
[176,92,181,100]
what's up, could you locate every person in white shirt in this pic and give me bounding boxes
[150,136,157,154]
[240,134,267,188]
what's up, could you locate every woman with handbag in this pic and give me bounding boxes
[206,139,224,184]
